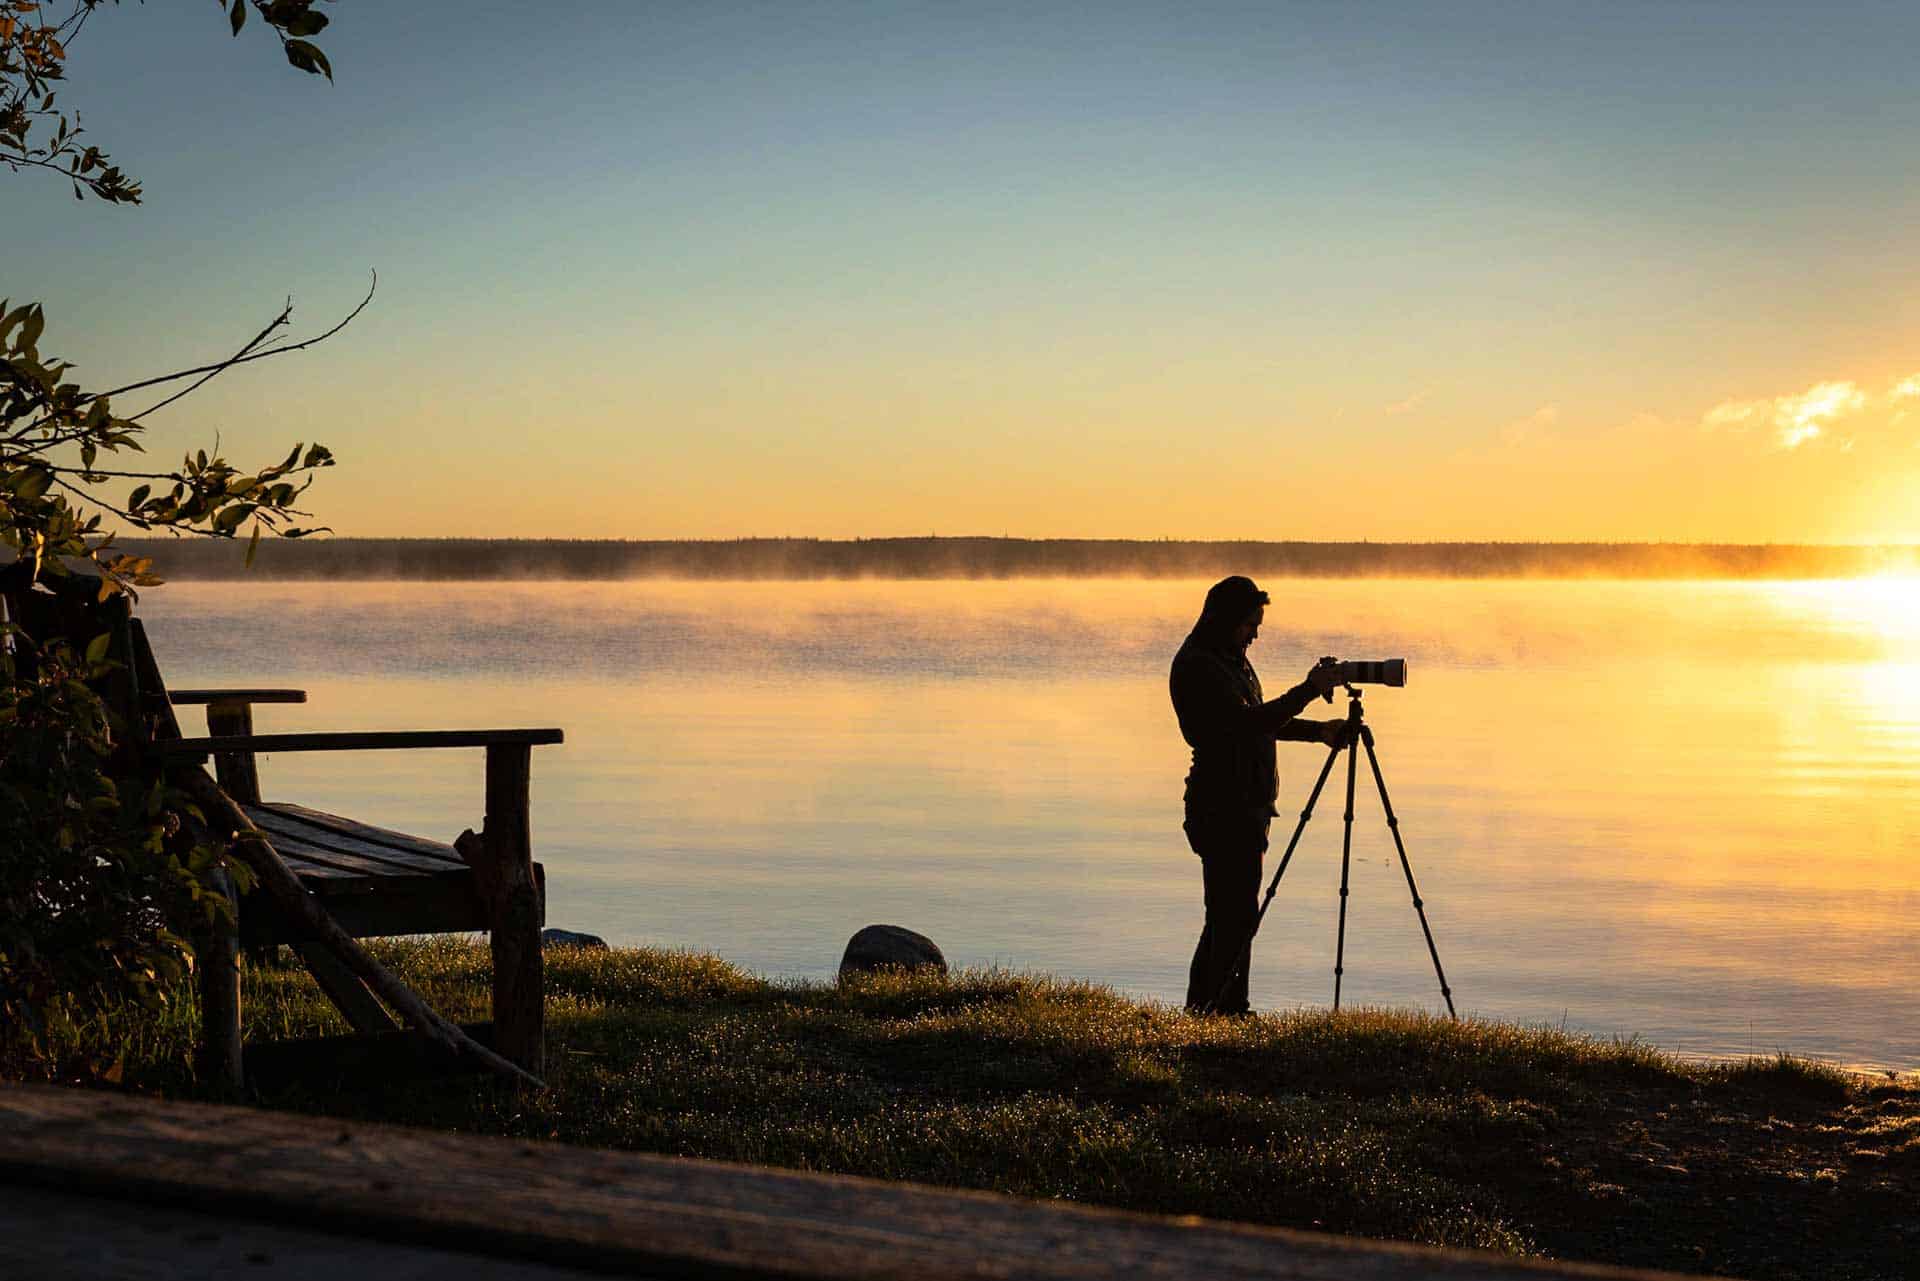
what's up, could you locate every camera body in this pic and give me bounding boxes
[1318,656,1408,688]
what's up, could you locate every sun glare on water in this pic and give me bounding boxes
[1765,574,1920,642]
[1761,575,1920,732]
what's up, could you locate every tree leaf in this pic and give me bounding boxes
[230,0,245,36]
[283,39,332,81]
[213,502,256,533]
[245,522,262,568]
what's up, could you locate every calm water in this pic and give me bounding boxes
[141,578,1920,1072]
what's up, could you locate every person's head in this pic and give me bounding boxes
[1231,603,1264,650]
[1192,575,1270,651]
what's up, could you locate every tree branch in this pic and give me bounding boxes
[125,297,294,423]
[11,272,376,439]
[0,150,125,201]
[102,270,376,407]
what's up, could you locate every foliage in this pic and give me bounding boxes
[2,1,338,203]
[1,298,343,595]
[0,622,242,1063]
[1,1,353,1069]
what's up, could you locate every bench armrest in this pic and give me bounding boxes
[170,689,308,706]
[159,728,564,757]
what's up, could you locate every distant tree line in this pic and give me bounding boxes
[110,537,1920,581]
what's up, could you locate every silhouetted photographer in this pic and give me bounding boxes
[1169,575,1348,1015]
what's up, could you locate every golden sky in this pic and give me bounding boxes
[13,3,1920,542]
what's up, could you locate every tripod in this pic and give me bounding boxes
[1215,685,1457,1017]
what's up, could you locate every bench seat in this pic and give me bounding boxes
[237,801,545,946]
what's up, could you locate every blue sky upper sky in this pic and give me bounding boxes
[8,1,1920,540]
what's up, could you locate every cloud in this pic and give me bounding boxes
[1701,379,1869,449]
[1384,390,1428,416]
[1499,403,1559,445]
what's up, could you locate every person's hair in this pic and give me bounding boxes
[1188,575,1268,644]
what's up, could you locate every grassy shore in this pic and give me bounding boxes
[9,938,1917,1280]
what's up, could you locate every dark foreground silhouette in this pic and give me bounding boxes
[9,940,1915,1281]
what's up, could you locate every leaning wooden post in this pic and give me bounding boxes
[196,866,243,1091]
[204,699,277,972]
[456,744,544,1079]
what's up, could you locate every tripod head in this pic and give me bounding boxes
[1339,683,1375,747]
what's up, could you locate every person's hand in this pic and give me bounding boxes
[1304,659,1342,700]
[1318,718,1353,748]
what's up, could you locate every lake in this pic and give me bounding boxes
[140,577,1920,1072]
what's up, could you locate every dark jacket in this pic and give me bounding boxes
[1170,580,1319,822]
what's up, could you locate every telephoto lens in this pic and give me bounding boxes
[1338,658,1408,687]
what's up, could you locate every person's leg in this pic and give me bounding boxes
[1208,842,1263,1013]
[1186,915,1215,1012]
[1184,815,1213,1012]
[1185,820,1267,1013]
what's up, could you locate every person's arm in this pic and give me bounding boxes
[1257,681,1323,732]
[1276,717,1350,745]
[1173,655,1338,744]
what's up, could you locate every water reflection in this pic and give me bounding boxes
[141,578,1920,1071]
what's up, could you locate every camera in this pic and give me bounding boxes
[1318,656,1408,687]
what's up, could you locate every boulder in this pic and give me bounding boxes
[838,924,946,981]
[540,927,608,951]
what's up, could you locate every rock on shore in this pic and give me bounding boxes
[838,924,947,981]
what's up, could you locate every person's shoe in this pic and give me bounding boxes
[1185,1002,1253,1018]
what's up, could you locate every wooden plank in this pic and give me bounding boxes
[257,831,452,882]
[247,807,465,875]
[0,1084,1690,1281]
[169,688,309,704]
[127,619,185,742]
[161,728,565,756]
[467,744,543,1076]
[289,937,399,1036]
[0,1184,620,1281]
[270,857,380,884]
[241,873,498,944]
[196,868,243,1091]
[207,702,262,805]
[251,802,467,866]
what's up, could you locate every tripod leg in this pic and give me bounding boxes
[1359,727,1457,1019]
[1333,736,1359,1011]
[1210,741,1342,1013]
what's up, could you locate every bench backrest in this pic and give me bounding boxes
[0,561,181,748]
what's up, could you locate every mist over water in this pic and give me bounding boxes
[141,578,1920,1071]
[120,537,1920,583]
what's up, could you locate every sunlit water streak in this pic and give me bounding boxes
[140,578,1920,1072]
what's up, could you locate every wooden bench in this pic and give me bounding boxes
[2,566,563,1085]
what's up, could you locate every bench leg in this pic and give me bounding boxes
[461,744,544,1078]
[291,937,398,1034]
[197,867,244,1090]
